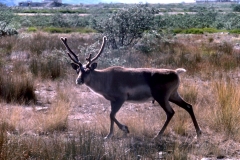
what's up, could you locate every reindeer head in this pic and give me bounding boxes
[60,36,107,85]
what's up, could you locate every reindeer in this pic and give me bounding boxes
[60,36,202,140]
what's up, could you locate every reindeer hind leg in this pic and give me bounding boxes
[169,91,202,138]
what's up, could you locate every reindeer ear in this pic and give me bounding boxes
[71,62,79,71]
[90,63,97,70]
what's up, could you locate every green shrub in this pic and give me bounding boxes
[233,4,240,12]
[185,28,204,34]
[173,28,221,34]
[58,9,87,14]
[42,27,96,33]
[43,27,70,33]
[173,28,203,34]
[229,29,240,34]
[202,28,218,33]
[27,27,38,32]
[76,28,96,33]
[173,28,184,34]
[95,4,155,49]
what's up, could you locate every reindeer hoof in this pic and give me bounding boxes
[104,133,113,140]
[152,134,162,143]
[122,125,130,134]
[196,130,202,139]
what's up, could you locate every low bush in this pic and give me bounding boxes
[233,4,240,12]
[173,28,204,34]
[229,29,240,34]
[27,27,38,32]
[76,28,96,33]
[42,27,96,34]
[185,28,204,34]
[173,28,223,34]
[202,28,219,33]
[43,27,72,33]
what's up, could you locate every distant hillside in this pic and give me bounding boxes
[64,0,104,4]
[1,0,109,6]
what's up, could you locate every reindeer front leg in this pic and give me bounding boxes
[104,99,129,139]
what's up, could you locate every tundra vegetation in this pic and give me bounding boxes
[0,2,240,159]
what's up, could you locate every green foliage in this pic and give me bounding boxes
[173,28,220,34]
[0,5,15,30]
[50,13,69,27]
[43,27,72,33]
[154,10,240,31]
[155,10,219,30]
[27,27,37,32]
[188,6,208,12]
[174,28,203,34]
[42,27,95,33]
[233,4,240,12]
[7,3,240,36]
[202,27,219,33]
[0,4,18,37]
[76,28,96,33]
[94,4,155,49]
[57,9,87,14]
[17,13,90,29]
[229,29,240,34]
[7,4,240,36]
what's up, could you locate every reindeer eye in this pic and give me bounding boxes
[85,69,90,74]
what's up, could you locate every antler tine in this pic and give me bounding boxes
[60,37,80,64]
[86,36,107,68]
[91,36,107,62]
[86,53,92,61]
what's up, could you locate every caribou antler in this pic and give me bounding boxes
[86,36,107,68]
[60,37,81,65]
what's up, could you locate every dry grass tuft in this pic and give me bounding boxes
[122,110,160,138]
[29,54,67,80]
[212,78,240,139]
[0,70,36,104]
[13,32,63,56]
[36,89,71,133]
[40,100,70,133]
[171,109,190,137]
[180,84,198,105]
[0,108,18,133]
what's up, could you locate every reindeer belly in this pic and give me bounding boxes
[125,85,153,103]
